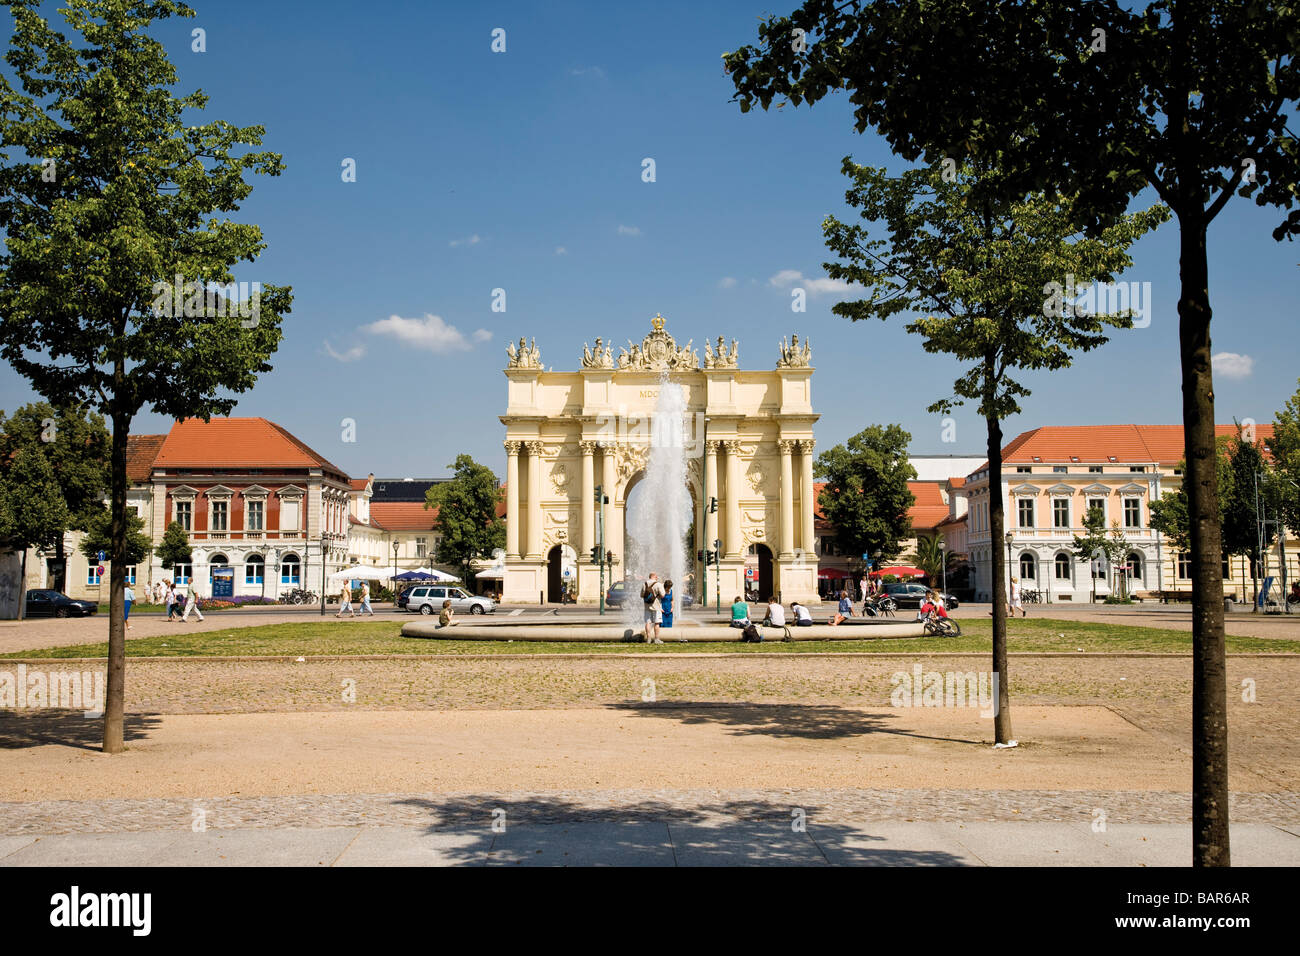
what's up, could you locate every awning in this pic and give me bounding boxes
[474,566,506,579]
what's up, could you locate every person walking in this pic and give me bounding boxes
[181,581,205,622]
[164,581,176,621]
[859,575,869,604]
[1010,576,1026,617]
[641,572,665,644]
[336,584,355,618]
[124,583,134,630]
[359,582,376,616]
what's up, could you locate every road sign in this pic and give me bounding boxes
[98,551,106,562]
[745,567,754,579]
[563,569,571,577]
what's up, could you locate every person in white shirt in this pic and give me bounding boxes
[763,597,786,628]
[791,601,813,627]
[181,582,205,622]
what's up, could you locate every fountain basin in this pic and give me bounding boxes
[401,620,926,642]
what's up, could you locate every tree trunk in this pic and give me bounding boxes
[1178,216,1230,866]
[102,406,129,754]
[986,412,1012,744]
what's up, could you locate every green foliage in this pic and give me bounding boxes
[1273,379,1300,536]
[0,403,110,544]
[79,507,152,566]
[814,424,916,563]
[1222,426,1268,560]
[906,534,947,583]
[157,520,192,570]
[0,444,70,551]
[426,454,506,583]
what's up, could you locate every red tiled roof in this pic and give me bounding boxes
[973,423,1276,473]
[907,480,949,531]
[350,478,370,491]
[153,418,348,476]
[370,501,438,532]
[126,434,166,483]
[948,476,966,489]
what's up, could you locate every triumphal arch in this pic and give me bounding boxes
[500,314,820,606]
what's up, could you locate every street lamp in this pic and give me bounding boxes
[1004,531,1015,606]
[938,538,947,598]
[392,539,400,605]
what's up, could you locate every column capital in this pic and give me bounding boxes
[798,438,816,454]
[525,440,544,456]
[724,439,742,454]
[705,440,722,455]
[778,439,797,455]
[504,440,522,455]
[579,440,598,455]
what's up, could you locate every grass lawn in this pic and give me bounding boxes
[6,616,1300,658]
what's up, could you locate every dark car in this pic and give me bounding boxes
[882,582,960,610]
[396,588,413,610]
[24,589,98,618]
[606,579,641,607]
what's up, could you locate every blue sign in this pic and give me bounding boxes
[97,551,106,562]
[211,567,235,599]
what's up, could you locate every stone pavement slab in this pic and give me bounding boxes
[484,822,675,866]
[668,822,827,866]
[2,831,183,866]
[141,827,361,867]
[332,827,490,867]
[813,822,985,866]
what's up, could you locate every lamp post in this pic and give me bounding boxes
[713,537,722,614]
[392,539,400,606]
[1004,531,1014,607]
[319,538,327,617]
[938,539,947,599]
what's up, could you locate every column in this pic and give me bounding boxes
[580,441,596,556]
[505,441,520,557]
[778,439,795,558]
[704,441,719,554]
[526,441,543,558]
[725,440,742,557]
[800,439,816,552]
[601,443,617,562]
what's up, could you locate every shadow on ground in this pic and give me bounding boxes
[604,700,984,745]
[0,711,163,751]
[392,793,969,866]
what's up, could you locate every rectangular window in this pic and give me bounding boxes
[175,563,192,585]
[1123,498,1141,529]
[212,501,228,532]
[1088,466,1103,474]
[175,500,192,531]
[124,565,136,585]
[1177,552,1192,579]
[415,537,427,558]
[1130,466,1146,473]
[1053,499,1070,529]
[247,500,264,531]
[1053,466,1067,474]
[1017,498,1035,528]
[1016,466,1032,473]
[87,566,101,586]
[1086,498,1106,522]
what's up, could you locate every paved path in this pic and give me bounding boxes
[2,819,1295,866]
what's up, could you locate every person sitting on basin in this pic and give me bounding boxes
[762,597,785,629]
[830,590,853,625]
[437,599,455,629]
[730,596,750,628]
[790,601,813,627]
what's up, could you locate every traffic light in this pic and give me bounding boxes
[705,550,717,564]
[708,497,717,513]
[696,550,704,562]
[590,546,600,565]
[605,550,613,565]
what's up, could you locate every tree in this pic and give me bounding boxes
[906,534,946,585]
[0,0,291,753]
[157,520,193,572]
[818,158,1163,743]
[0,403,111,567]
[1272,380,1300,538]
[426,455,506,585]
[725,0,1300,868]
[814,424,916,566]
[80,508,152,567]
[1222,428,1270,602]
[0,446,70,617]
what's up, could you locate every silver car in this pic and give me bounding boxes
[406,585,496,616]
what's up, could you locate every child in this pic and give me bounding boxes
[437,599,454,628]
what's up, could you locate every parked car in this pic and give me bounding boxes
[404,585,496,616]
[24,589,98,618]
[605,579,638,607]
[882,582,960,610]
[396,587,413,610]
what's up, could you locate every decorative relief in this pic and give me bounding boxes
[615,442,649,482]
[581,337,615,369]
[777,439,797,455]
[777,334,812,368]
[616,314,698,370]
[579,440,598,455]
[704,336,739,369]
[506,337,542,369]
[550,463,569,494]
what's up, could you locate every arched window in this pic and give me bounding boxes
[245,554,265,585]
[281,553,301,585]
[1126,551,1143,584]
[210,553,229,568]
[1054,552,1071,580]
[1019,552,1036,580]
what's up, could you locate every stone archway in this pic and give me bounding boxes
[546,545,564,603]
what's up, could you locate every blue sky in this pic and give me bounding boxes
[3,0,1298,480]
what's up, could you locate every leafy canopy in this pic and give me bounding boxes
[426,455,506,582]
[814,424,916,563]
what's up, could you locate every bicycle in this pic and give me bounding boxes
[1021,588,1042,604]
[863,595,896,618]
[282,588,317,606]
[921,613,961,637]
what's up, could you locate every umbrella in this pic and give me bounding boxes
[327,565,390,582]
[393,570,434,581]
[869,566,926,579]
[426,568,461,582]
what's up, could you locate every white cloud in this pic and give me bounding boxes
[768,268,854,296]
[1212,352,1255,380]
[472,328,493,343]
[362,314,477,354]
[555,246,568,256]
[323,340,366,363]
[718,276,737,289]
[449,234,482,247]
[569,66,606,79]
[617,224,641,236]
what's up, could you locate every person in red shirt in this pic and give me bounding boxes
[917,590,948,622]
